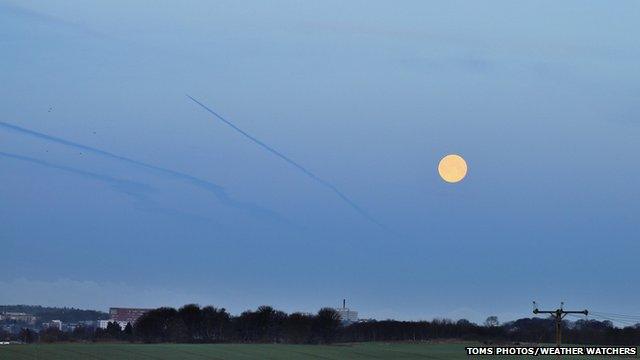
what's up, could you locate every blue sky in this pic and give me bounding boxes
[1,0,638,324]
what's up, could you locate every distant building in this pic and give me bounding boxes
[97,320,108,329]
[335,299,358,324]
[97,319,120,329]
[110,308,151,323]
[62,321,97,332]
[62,323,78,332]
[79,320,99,329]
[98,307,151,329]
[43,320,62,330]
[0,312,36,325]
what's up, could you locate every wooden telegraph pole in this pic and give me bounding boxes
[533,302,588,346]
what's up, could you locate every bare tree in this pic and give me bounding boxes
[485,316,499,327]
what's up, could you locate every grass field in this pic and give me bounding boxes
[0,342,635,360]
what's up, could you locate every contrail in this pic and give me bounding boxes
[186,95,386,230]
[0,151,153,202]
[0,121,280,220]
[0,151,238,226]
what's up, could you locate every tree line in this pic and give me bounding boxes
[133,305,341,344]
[2,304,639,345]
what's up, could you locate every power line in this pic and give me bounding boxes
[567,313,638,327]
[580,314,639,327]
[590,311,640,320]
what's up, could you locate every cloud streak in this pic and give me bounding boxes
[0,151,154,203]
[0,2,106,39]
[0,151,248,227]
[0,121,281,221]
[187,95,387,230]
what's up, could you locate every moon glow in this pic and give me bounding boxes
[438,154,468,183]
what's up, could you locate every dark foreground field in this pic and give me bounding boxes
[0,343,635,360]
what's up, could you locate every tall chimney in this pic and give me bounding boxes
[343,299,346,309]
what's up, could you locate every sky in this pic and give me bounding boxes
[1,0,639,324]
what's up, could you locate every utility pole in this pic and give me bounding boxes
[533,302,588,346]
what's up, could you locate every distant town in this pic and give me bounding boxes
[0,300,362,339]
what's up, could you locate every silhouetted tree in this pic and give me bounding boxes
[313,308,341,344]
[178,304,203,342]
[255,305,287,343]
[19,328,37,343]
[40,327,65,343]
[106,321,122,339]
[123,323,134,342]
[134,307,179,343]
[71,325,93,341]
[202,306,230,342]
[485,316,499,327]
[285,313,314,344]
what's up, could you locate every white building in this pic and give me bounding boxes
[97,320,129,330]
[43,320,62,330]
[336,299,358,324]
[0,312,36,324]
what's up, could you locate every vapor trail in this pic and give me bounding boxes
[0,151,153,202]
[0,151,243,226]
[186,95,386,230]
[0,121,278,219]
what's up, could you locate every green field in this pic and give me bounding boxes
[0,343,635,360]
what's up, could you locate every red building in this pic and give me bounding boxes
[109,307,152,324]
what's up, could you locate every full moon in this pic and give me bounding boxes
[438,154,468,183]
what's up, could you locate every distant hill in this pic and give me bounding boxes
[0,305,108,323]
